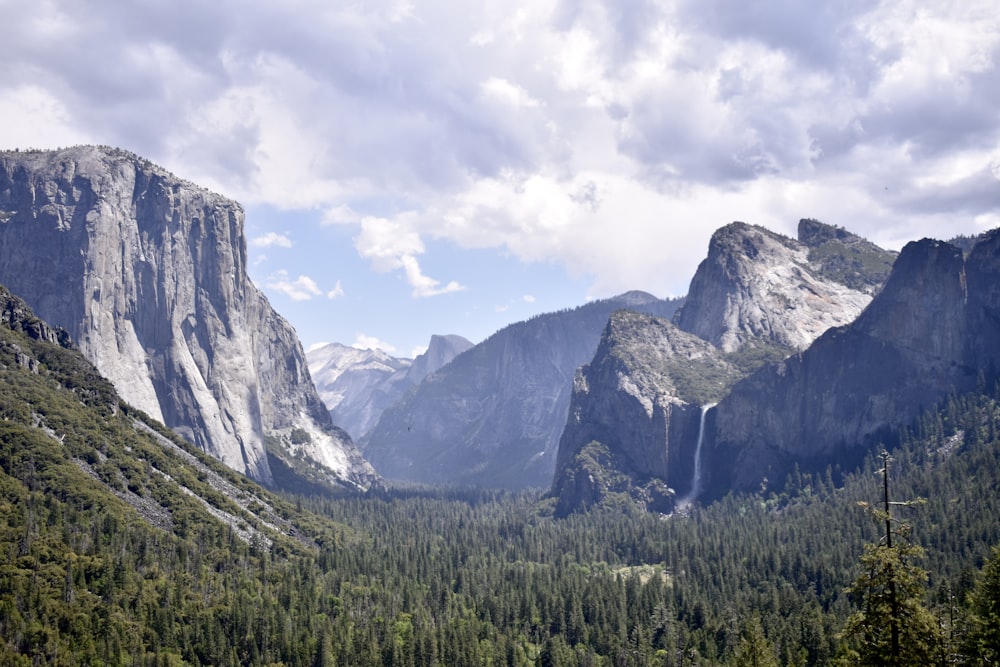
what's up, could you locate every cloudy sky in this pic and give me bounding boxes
[2,0,999,356]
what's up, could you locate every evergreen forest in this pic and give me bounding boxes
[3,295,1000,665]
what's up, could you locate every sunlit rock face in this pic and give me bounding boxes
[549,220,897,514]
[550,310,736,516]
[362,291,683,489]
[707,233,1000,498]
[0,146,379,492]
[674,220,893,353]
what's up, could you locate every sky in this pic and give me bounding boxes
[1,0,999,357]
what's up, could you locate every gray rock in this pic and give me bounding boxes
[0,146,379,492]
[362,291,683,489]
[549,220,895,513]
[550,311,736,514]
[707,232,999,496]
[674,220,893,353]
[308,334,472,441]
[0,284,73,348]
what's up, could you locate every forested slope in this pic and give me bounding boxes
[3,281,1000,665]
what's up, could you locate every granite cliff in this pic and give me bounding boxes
[0,146,378,492]
[550,310,737,515]
[706,232,1000,497]
[550,221,896,514]
[673,220,894,353]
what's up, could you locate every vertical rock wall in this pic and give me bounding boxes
[0,146,378,491]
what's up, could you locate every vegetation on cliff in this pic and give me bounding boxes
[3,285,1000,665]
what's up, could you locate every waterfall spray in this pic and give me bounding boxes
[677,403,716,510]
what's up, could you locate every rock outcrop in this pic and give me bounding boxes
[308,334,472,441]
[1,284,73,349]
[362,291,683,489]
[705,233,999,497]
[549,220,896,514]
[550,311,737,515]
[673,221,894,353]
[0,146,379,492]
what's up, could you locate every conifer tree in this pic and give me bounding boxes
[841,451,942,665]
[729,616,779,667]
[966,545,1000,664]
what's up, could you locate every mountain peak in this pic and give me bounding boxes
[673,221,892,353]
[308,334,472,442]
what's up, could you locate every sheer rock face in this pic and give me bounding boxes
[0,146,378,492]
[673,221,893,353]
[308,334,472,441]
[707,234,1000,497]
[550,311,736,515]
[549,220,896,514]
[362,291,683,489]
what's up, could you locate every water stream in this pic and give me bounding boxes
[677,403,716,509]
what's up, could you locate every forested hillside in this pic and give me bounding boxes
[3,283,1000,665]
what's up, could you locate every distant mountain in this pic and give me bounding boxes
[0,146,379,493]
[550,220,897,514]
[308,334,473,440]
[362,291,684,489]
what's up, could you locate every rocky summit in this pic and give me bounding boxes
[673,220,894,353]
[550,220,897,514]
[706,231,1000,498]
[0,146,379,492]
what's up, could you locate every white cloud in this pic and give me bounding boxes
[251,232,293,248]
[0,85,89,149]
[355,215,466,298]
[522,294,536,303]
[481,77,542,109]
[2,0,998,306]
[265,270,324,301]
[353,333,397,354]
[322,204,362,226]
[327,280,345,299]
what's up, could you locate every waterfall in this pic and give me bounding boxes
[677,403,716,509]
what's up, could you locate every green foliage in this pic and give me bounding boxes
[729,616,780,667]
[663,353,743,406]
[5,288,1000,665]
[804,226,896,292]
[723,341,795,377]
[966,546,1000,663]
[842,541,942,665]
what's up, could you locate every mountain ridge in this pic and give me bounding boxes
[550,220,898,514]
[308,334,473,441]
[706,230,1000,498]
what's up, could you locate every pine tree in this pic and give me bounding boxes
[966,545,1000,664]
[729,616,779,667]
[841,451,942,665]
